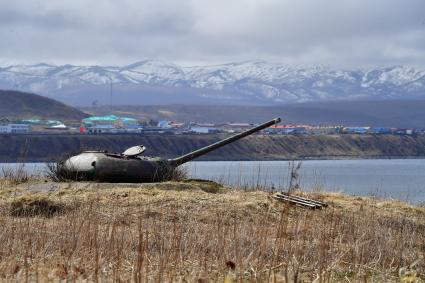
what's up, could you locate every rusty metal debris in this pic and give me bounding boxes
[273,192,328,209]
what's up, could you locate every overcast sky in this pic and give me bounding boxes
[0,0,424,68]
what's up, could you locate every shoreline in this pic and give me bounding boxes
[3,155,425,163]
[2,133,425,162]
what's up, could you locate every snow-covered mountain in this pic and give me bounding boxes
[0,60,424,106]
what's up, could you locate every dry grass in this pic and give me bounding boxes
[0,180,424,282]
[8,195,70,217]
[0,165,31,186]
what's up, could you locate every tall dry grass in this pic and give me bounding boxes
[0,164,33,187]
[0,181,424,282]
[185,161,324,194]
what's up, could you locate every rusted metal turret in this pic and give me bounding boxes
[62,118,281,182]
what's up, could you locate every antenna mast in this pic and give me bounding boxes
[109,79,113,109]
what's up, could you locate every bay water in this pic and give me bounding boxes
[2,159,425,203]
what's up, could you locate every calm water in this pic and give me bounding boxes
[2,159,425,203]
[183,159,425,203]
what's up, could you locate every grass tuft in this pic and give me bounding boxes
[162,164,189,182]
[45,161,83,182]
[9,196,68,217]
[1,164,31,185]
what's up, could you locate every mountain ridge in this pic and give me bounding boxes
[1,60,425,106]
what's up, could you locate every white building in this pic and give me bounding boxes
[0,125,8,133]
[0,124,30,134]
[190,126,219,134]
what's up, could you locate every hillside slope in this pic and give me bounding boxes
[0,90,88,121]
[1,134,425,162]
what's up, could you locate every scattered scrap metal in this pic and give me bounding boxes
[273,192,328,209]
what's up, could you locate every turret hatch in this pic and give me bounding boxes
[122,145,146,157]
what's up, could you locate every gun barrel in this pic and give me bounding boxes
[169,117,281,166]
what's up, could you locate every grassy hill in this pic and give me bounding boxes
[0,179,424,281]
[0,90,88,121]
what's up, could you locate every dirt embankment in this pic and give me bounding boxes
[1,133,425,162]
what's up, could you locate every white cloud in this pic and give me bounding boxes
[0,0,424,67]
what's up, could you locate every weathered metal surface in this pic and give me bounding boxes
[122,145,146,157]
[61,118,281,183]
[169,118,281,166]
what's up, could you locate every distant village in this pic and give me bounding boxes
[0,115,423,136]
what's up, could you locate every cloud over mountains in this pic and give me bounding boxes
[0,0,424,67]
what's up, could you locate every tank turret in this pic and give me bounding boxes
[61,118,281,182]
